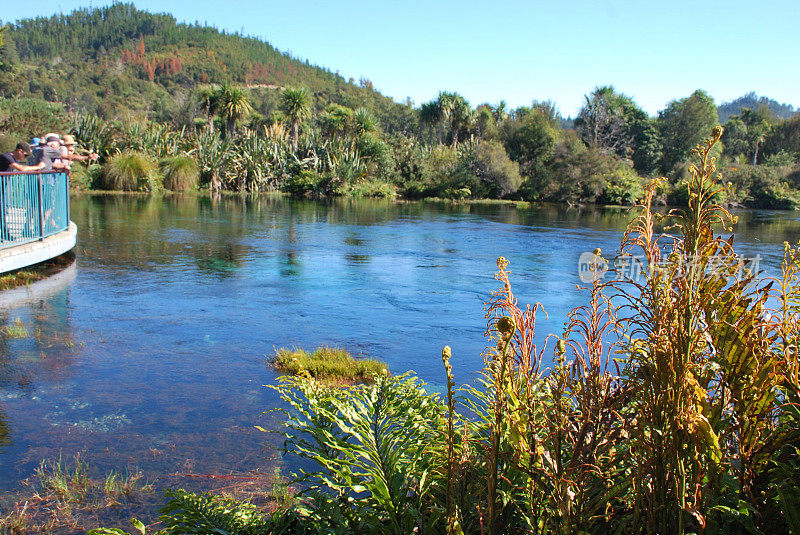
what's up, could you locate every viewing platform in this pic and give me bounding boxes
[0,171,75,274]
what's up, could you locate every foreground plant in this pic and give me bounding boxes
[270,372,443,534]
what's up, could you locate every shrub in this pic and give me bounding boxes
[270,372,442,533]
[100,152,160,192]
[0,97,67,138]
[282,169,325,198]
[463,139,523,197]
[0,133,16,153]
[598,164,644,205]
[355,133,395,181]
[726,163,799,209]
[347,179,397,198]
[160,154,199,191]
[68,163,104,191]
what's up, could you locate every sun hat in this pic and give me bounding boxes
[61,134,77,146]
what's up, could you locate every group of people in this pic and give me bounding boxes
[0,133,98,173]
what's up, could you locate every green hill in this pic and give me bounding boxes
[0,3,409,129]
[718,92,797,123]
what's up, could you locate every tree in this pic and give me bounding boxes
[353,107,377,136]
[658,89,718,172]
[320,103,353,140]
[740,105,775,165]
[437,91,473,147]
[420,92,474,147]
[464,139,522,197]
[214,83,252,138]
[629,117,662,176]
[419,100,443,144]
[721,116,750,160]
[501,107,559,179]
[762,114,800,161]
[195,84,219,134]
[281,87,311,152]
[475,104,499,140]
[575,86,634,156]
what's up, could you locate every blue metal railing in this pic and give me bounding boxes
[0,171,70,248]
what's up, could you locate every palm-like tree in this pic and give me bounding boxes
[419,101,443,144]
[353,108,377,136]
[195,84,220,134]
[438,91,472,147]
[320,103,353,140]
[281,87,311,152]
[215,83,253,138]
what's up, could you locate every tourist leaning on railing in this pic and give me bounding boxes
[0,142,46,173]
[59,134,98,170]
[30,134,69,172]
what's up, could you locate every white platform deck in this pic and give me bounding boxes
[0,222,77,274]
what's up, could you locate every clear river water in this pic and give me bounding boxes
[0,194,798,494]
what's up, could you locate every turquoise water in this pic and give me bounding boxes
[0,195,798,492]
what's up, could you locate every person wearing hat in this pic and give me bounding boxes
[59,134,98,169]
[30,135,68,171]
[0,142,46,173]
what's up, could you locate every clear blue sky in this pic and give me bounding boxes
[14,0,800,116]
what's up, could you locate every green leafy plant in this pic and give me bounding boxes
[270,371,444,534]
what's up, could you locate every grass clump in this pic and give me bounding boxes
[160,154,200,191]
[101,152,160,192]
[0,270,46,291]
[0,318,29,339]
[0,455,154,534]
[271,346,387,384]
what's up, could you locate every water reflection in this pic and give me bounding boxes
[0,407,8,450]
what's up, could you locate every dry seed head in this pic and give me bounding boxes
[497,256,509,270]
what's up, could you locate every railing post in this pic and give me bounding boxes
[37,173,45,240]
[66,172,70,226]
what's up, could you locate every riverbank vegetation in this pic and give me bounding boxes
[82,126,800,535]
[0,5,798,207]
[270,346,387,384]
